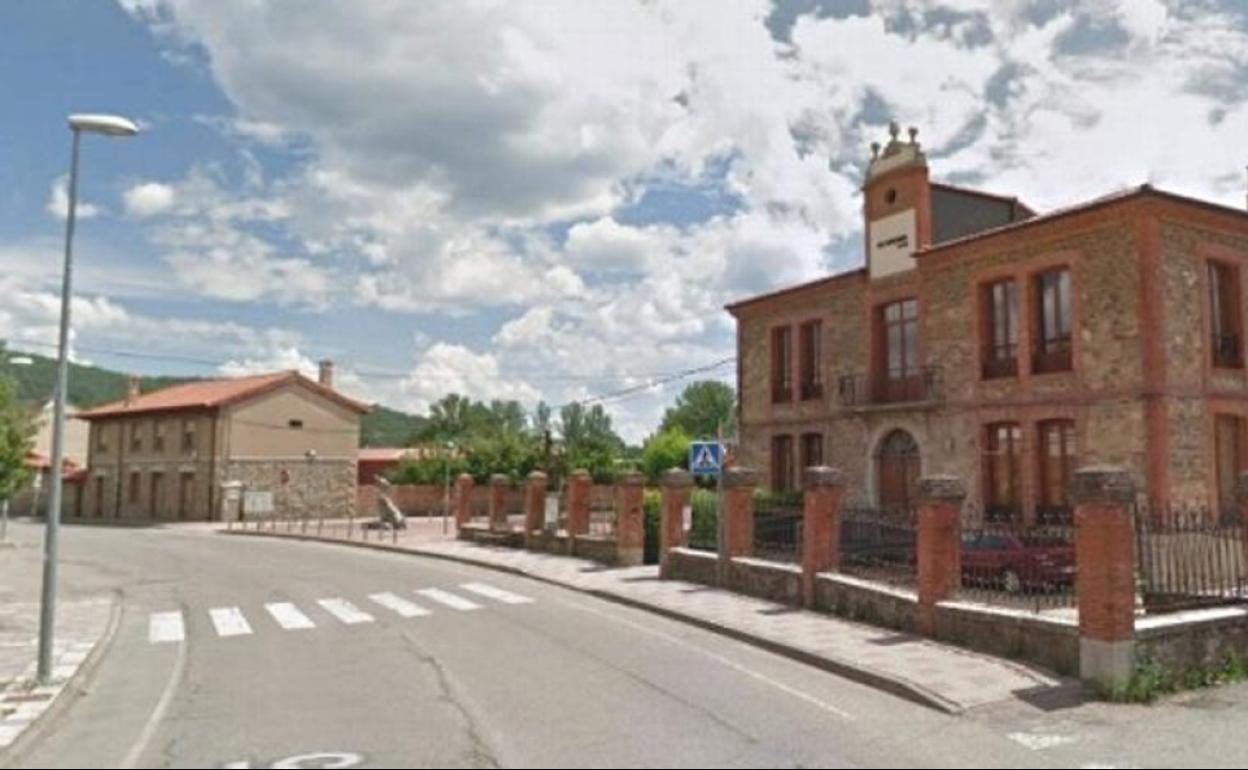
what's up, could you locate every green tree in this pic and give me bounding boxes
[659,380,736,439]
[640,427,690,483]
[559,402,624,482]
[0,356,34,502]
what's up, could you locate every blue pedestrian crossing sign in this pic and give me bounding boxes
[689,441,724,476]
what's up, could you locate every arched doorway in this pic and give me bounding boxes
[876,429,920,511]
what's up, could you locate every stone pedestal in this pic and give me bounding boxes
[916,475,965,636]
[659,469,693,579]
[1072,466,1137,691]
[615,471,646,567]
[801,466,845,609]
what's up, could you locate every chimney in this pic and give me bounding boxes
[125,374,140,404]
[317,359,335,389]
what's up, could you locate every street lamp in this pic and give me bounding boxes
[37,113,139,685]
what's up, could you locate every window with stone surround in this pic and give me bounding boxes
[182,419,197,453]
[129,421,143,453]
[798,320,823,400]
[153,420,166,453]
[771,326,793,403]
[128,471,141,504]
[876,298,920,403]
[799,432,823,474]
[1208,260,1243,369]
[1032,268,1072,374]
[981,278,1018,379]
[1037,419,1076,524]
[983,422,1022,522]
[771,434,794,492]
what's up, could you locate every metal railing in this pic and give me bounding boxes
[753,491,803,563]
[840,505,917,586]
[686,489,719,552]
[957,511,1076,613]
[1134,504,1248,613]
[587,509,616,537]
[1213,332,1243,369]
[837,366,943,409]
[1031,337,1072,374]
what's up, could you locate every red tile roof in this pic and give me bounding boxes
[78,371,372,420]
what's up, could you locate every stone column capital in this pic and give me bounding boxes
[917,475,966,504]
[661,468,694,489]
[1070,466,1136,506]
[803,466,845,489]
[722,467,758,489]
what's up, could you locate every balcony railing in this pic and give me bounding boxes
[1213,332,1243,369]
[838,366,943,409]
[799,379,824,400]
[981,353,1018,381]
[1031,337,1072,374]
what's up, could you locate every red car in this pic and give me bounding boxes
[961,531,1075,594]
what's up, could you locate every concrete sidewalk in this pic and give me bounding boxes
[224,522,1074,714]
[0,537,117,754]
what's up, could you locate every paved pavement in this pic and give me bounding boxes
[229,520,1067,713]
[0,538,115,754]
[6,517,1248,768]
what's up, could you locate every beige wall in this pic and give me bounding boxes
[80,381,362,521]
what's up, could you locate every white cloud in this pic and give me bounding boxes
[399,343,541,414]
[123,181,176,217]
[115,0,1248,440]
[45,176,101,221]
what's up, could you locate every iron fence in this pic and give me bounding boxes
[753,491,803,563]
[957,512,1076,612]
[686,489,719,552]
[587,508,616,537]
[1134,504,1248,613]
[840,505,917,586]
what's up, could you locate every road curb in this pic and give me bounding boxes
[0,590,124,768]
[222,529,964,714]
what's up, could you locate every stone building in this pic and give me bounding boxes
[77,361,370,521]
[728,121,1248,523]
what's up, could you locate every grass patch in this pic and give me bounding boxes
[1105,651,1248,703]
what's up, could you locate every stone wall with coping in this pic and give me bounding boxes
[726,557,802,605]
[933,600,1080,676]
[813,573,918,633]
[1135,606,1248,673]
[666,548,719,586]
[224,459,355,520]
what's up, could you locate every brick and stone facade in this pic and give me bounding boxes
[77,367,368,522]
[729,121,1248,521]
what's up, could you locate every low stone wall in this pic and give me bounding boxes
[814,573,918,633]
[571,535,619,565]
[361,482,617,518]
[1136,606,1248,673]
[456,523,523,548]
[526,529,571,556]
[726,557,802,605]
[666,548,719,587]
[934,600,1080,677]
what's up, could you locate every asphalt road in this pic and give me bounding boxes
[4,520,1248,769]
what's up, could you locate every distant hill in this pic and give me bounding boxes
[0,351,425,448]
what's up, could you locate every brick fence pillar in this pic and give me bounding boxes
[615,471,646,566]
[916,475,965,636]
[801,466,845,609]
[1072,465,1137,691]
[659,469,693,579]
[566,469,591,538]
[524,471,547,547]
[723,467,758,559]
[489,474,510,532]
[453,473,474,529]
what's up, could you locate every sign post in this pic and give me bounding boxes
[689,435,726,581]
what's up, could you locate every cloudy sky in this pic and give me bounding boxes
[2,0,1246,441]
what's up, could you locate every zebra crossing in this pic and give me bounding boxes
[147,583,533,644]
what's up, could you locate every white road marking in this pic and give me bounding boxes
[1007,732,1076,751]
[148,611,185,644]
[122,618,188,768]
[416,588,481,611]
[317,598,374,625]
[460,582,534,605]
[209,607,253,638]
[265,602,316,630]
[368,592,430,618]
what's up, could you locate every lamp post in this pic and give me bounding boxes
[37,113,139,685]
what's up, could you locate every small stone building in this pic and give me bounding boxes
[77,361,370,521]
[728,120,1248,523]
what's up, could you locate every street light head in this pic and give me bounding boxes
[67,113,139,137]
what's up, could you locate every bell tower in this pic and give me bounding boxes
[863,121,932,279]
